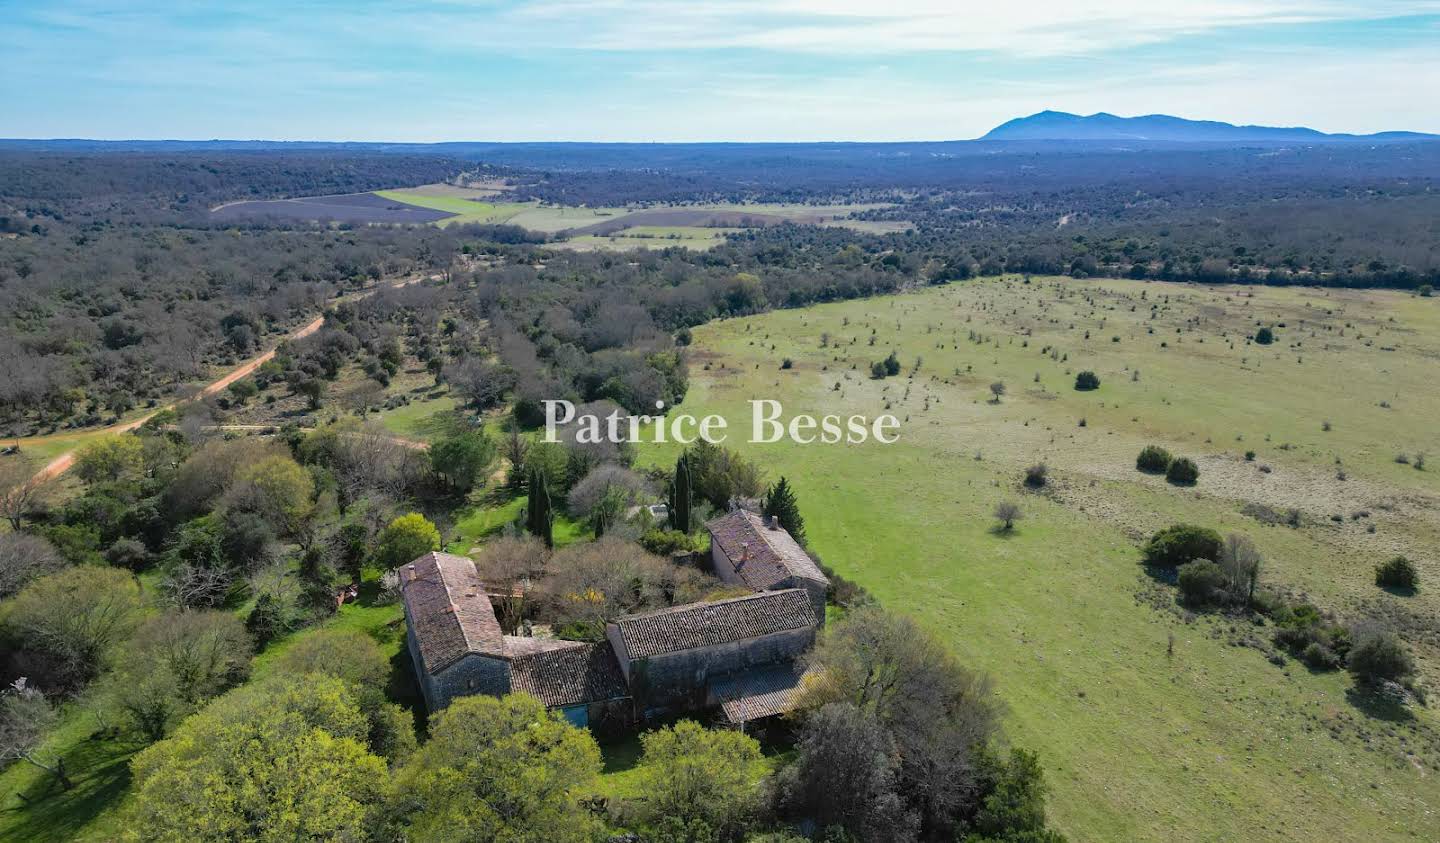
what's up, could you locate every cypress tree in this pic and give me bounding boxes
[763,476,806,545]
[670,452,692,533]
[536,473,553,548]
[527,466,553,547]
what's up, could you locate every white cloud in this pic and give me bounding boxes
[426,0,1440,56]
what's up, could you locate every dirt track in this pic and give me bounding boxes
[18,272,437,486]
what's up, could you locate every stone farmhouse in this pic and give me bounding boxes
[400,510,828,730]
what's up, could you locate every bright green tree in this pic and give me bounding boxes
[1,566,144,688]
[629,719,764,841]
[226,454,315,535]
[73,436,145,485]
[375,512,441,568]
[763,476,806,545]
[122,675,390,842]
[387,694,602,843]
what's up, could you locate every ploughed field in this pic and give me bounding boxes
[639,277,1440,842]
[210,191,457,223]
[211,184,894,246]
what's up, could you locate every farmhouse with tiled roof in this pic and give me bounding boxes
[400,552,629,725]
[705,509,829,623]
[401,511,825,729]
[606,589,817,716]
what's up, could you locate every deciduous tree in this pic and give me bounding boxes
[375,512,441,569]
[387,694,602,843]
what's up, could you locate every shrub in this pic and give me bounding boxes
[1074,370,1100,391]
[870,361,887,379]
[640,529,699,557]
[883,352,901,377]
[1023,463,1048,488]
[1136,445,1172,473]
[1176,559,1225,605]
[1347,629,1415,684]
[1374,556,1418,591]
[1166,457,1199,485]
[1142,524,1223,568]
[1255,327,1275,345]
[781,358,793,370]
[1300,642,1341,670]
[1244,450,1256,461]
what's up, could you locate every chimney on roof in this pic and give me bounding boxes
[740,542,750,563]
[765,514,779,530]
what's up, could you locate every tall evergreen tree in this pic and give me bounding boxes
[527,467,554,548]
[763,476,806,545]
[670,452,693,533]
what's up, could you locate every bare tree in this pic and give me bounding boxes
[1219,533,1262,605]
[1,678,71,790]
[0,458,48,531]
[162,563,234,609]
[0,533,65,598]
[445,358,514,410]
[474,535,549,633]
[994,500,1022,531]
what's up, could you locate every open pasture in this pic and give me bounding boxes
[639,276,1440,842]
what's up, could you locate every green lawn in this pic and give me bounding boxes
[633,276,1440,841]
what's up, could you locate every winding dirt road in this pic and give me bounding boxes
[14,272,439,486]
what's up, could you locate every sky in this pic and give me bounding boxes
[2,1,1438,142]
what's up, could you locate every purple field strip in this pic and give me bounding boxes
[564,208,818,236]
[211,192,456,223]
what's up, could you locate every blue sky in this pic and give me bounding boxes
[2,1,1438,141]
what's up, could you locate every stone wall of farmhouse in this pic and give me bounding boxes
[625,626,816,713]
[795,578,827,627]
[709,543,736,582]
[432,653,511,710]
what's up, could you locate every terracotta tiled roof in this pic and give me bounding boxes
[705,509,829,591]
[508,640,629,708]
[713,663,808,724]
[399,552,505,674]
[612,589,816,660]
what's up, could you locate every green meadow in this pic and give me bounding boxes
[636,276,1440,842]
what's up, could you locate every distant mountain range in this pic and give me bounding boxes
[981,110,1437,143]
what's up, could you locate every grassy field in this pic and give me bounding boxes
[634,276,1440,842]
[371,190,533,226]
[557,225,742,251]
[375,190,903,244]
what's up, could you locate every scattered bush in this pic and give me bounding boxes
[781,358,793,370]
[1165,457,1199,485]
[1074,370,1100,391]
[1255,327,1275,345]
[1142,524,1222,568]
[1176,559,1225,605]
[1271,601,1351,668]
[1347,629,1415,684]
[1374,556,1418,591]
[1300,641,1342,670]
[1135,445,1172,473]
[1023,463,1048,488]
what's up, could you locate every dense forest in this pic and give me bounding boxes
[3,142,1438,435]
